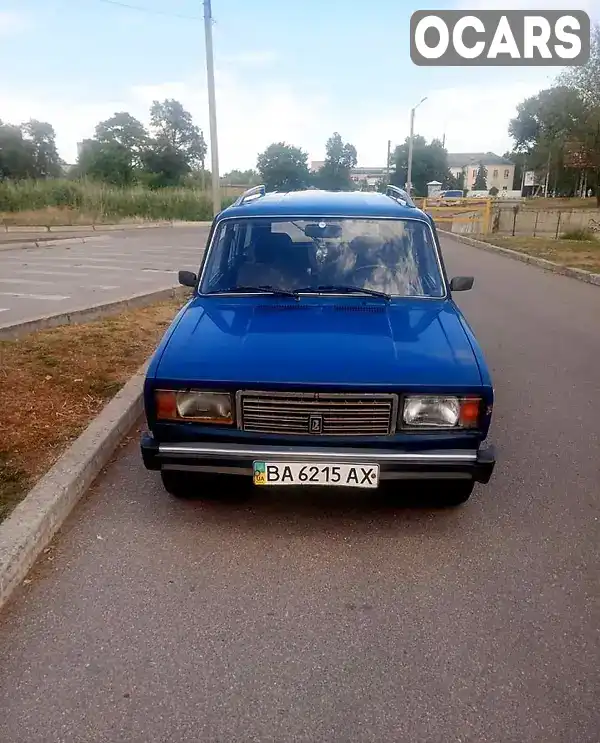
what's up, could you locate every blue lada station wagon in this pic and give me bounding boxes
[140,186,496,506]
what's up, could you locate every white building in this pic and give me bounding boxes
[448,152,515,191]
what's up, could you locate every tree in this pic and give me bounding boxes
[77,139,135,186]
[256,142,310,191]
[317,132,357,190]
[473,162,488,190]
[558,25,600,204]
[183,167,212,189]
[391,136,450,196]
[509,86,590,196]
[140,145,190,188]
[21,120,62,178]
[76,112,148,185]
[95,112,148,167]
[444,170,464,191]
[141,100,207,187]
[149,99,206,169]
[509,86,588,153]
[0,121,34,180]
[0,119,61,181]
[558,24,600,108]
[222,169,260,186]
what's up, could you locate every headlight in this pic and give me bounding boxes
[402,396,480,429]
[155,390,233,424]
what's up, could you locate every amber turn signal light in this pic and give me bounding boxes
[459,398,481,428]
[155,390,178,420]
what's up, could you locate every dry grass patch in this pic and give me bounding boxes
[0,296,186,522]
[519,198,600,211]
[0,207,148,227]
[483,235,600,274]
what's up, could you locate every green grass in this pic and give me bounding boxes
[0,179,237,224]
[560,228,596,241]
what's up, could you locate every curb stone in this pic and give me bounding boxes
[0,285,190,340]
[440,230,600,287]
[0,365,147,613]
[2,221,169,234]
[0,235,109,252]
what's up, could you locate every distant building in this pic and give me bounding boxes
[448,152,515,192]
[310,152,515,193]
[309,161,387,190]
[350,167,388,188]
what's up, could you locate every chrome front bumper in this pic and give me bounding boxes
[141,435,496,483]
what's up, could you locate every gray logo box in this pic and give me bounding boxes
[410,10,590,66]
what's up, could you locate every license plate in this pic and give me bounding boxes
[253,461,379,488]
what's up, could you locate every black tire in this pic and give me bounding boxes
[160,470,249,502]
[160,470,198,499]
[437,480,475,507]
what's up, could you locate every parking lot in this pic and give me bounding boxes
[0,227,209,328]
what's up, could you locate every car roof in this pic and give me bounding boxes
[218,189,430,221]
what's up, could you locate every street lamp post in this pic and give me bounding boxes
[406,96,427,195]
[203,0,220,218]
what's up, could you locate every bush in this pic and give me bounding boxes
[560,228,596,241]
[0,179,234,222]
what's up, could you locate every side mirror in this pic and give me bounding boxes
[450,276,474,292]
[178,270,197,288]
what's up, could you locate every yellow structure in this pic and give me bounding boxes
[422,197,493,236]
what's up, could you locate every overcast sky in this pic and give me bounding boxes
[0,0,596,171]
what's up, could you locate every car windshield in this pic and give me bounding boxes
[199,217,445,298]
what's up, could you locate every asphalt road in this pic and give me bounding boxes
[1,236,599,742]
[0,227,209,328]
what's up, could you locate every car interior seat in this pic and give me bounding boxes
[236,231,306,289]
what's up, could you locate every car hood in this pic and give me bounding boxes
[153,297,482,389]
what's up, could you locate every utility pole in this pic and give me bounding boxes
[406,97,427,195]
[544,150,551,198]
[203,0,220,218]
[386,139,391,186]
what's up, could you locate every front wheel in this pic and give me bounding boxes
[159,470,248,502]
[160,470,198,499]
[437,480,475,507]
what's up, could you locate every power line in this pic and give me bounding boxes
[96,0,201,20]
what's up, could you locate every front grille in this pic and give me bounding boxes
[238,391,397,436]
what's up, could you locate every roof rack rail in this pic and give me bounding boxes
[233,184,266,206]
[385,185,415,208]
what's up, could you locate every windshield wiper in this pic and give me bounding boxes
[296,285,391,301]
[205,285,299,298]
